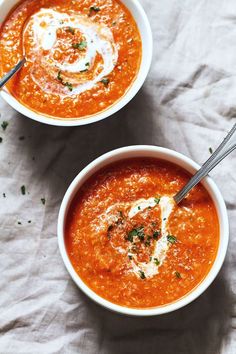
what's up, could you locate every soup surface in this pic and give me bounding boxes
[0,0,142,119]
[65,158,219,308]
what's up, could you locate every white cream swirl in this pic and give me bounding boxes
[128,196,175,278]
[23,9,118,96]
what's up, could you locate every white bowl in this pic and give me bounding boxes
[0,0,152,126]
[57,145,229,316]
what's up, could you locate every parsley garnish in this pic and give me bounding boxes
[85,62,90,67]
[57,71,73,91]
[21,185,26,195]
[89,6,100,16]
[80,69,88,73]
[41,198,46,205]
[1,121,8,131]
[138,206,141,210]
[128,255,133,260]
[154,258,160,266]
[154,197,160,204]
[72,41,87,50]
[101,78,110,86]
[153,230,161,240]
[175,271,181,279]
[139,270,146,279]
[64,82,73,91]
[112,21,117,26]
[126,226,145,242]
[167,234,177,244]
[66,27,75,35]
[57,70,63,82]
[209,147,213,154]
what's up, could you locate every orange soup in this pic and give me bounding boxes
[65,158,219,309]
[0,0,142,119]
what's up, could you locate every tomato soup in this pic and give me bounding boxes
[0,0,142,119]
[65,158,219,309]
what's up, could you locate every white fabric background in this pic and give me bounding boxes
[0,0,236,353]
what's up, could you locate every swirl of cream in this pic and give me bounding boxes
[23,8,118,96]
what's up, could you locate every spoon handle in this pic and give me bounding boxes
[0,58,26,89]
[174,123,236,204]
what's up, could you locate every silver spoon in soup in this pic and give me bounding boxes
[0,58,26,90]
[174,123,236,204]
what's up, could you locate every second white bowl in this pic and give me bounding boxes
[57,145,229,316]
[0,0,153,126]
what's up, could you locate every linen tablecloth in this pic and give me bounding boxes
[1,0,236,353]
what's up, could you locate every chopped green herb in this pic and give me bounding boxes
[0,137,2,143]
[3,193,6,198]
[57,71,73,91]
[72,40,87,50]
[101,78,110,86]
[64,82,73,91]
[21,185,26,195]
[128,255,133,260]
[154,258,160,266]
[19,136,25,141]
[154,197,160,204]
[41,198,46,205]
[167,234,177,244]
[127,230,135,242]
[66,26,75,34]
[153,230,161,240]
[175,271,181,279]
[89,6,100,16]
[85,62,90,67]
[18,221,22,225]
[209,147,213,154]
[139,270,146,279]
[57,70,63,82]
[163,217,167,221]
[127,226,145,242]
[138,227,145,241]
[80,69,88,73]
[59,20,64,25]
[112,21,117,26]
[1,121,8,131]
[138,206,141,210]
[148,206,152,210]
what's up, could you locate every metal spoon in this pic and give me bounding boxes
[0,58,26,89]
[174,123,236,204]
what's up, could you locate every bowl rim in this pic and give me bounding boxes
[57,145,229,316]
[0,0,153,126]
